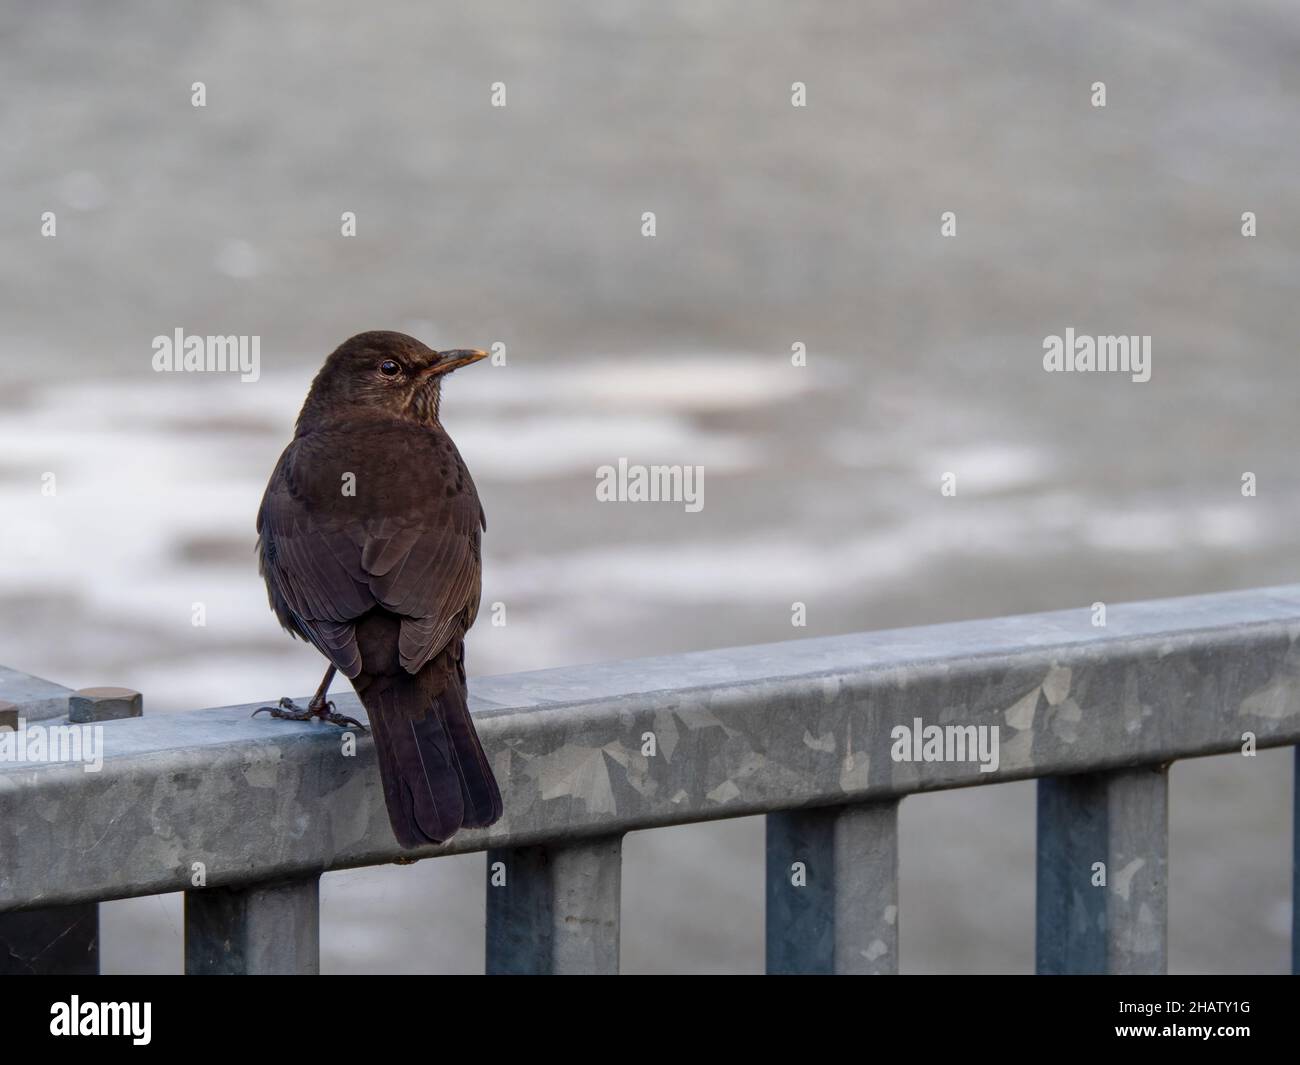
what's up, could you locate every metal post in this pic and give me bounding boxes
[1036,765,1168,974]
[1293,746,1299,976]
[766,801,900,974]
[0,688,141,975]
[485,835,623,974]
[0,904,99,976]
[185,875,321,974]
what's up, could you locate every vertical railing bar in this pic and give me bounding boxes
[766,801,900,974]
[1293,745,1298,976]
[1036,765,1168,974]
[485,834,623,974]
[184,875,321,975]
[0,904,99,976]
[0,687,141,975]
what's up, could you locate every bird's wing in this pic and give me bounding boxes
[359,514,482,670]
[257,425,483,679]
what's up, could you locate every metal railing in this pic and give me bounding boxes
[2,584,1299,974]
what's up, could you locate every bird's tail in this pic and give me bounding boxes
[359,663,503,849]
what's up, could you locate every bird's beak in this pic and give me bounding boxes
[423,349,489,377]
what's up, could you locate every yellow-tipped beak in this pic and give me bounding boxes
[424,349,489,377]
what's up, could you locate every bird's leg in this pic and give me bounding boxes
[306,665,338,714]
[306,666,367,730]
[252,665,366,730]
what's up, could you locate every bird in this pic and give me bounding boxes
[253,330,503,849]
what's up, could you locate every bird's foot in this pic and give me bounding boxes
[252,697,366,731]
[252,696,313,721]
[310,699,368,731]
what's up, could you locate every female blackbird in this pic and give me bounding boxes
[254,331,502,848]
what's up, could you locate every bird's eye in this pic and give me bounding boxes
[379,360,402,378]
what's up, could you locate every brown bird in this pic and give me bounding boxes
[254,331,502,848]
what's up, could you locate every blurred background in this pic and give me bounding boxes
[1,0,1296,973]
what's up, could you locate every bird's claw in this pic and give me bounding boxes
[317,703,368,731]
[252,697,312,721]
[252,697,367,731]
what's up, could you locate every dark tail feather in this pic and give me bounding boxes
[361,678,465,848]
[440,662,504,828]
[359,665,502,849]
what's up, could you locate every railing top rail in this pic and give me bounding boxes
[470,582,1300,710]
[0,665,76,723]
[3,584,1300,911]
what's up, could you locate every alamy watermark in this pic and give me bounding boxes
[890,717,1000,773]
[50,997,151,1045]
[0,717,104,772]
[1042,328,1151,383]
[595,458,704,513]
[151,328,261,382]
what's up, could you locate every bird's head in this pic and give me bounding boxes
[297,331,487,432]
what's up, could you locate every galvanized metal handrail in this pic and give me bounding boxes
[2,584,1299,974]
